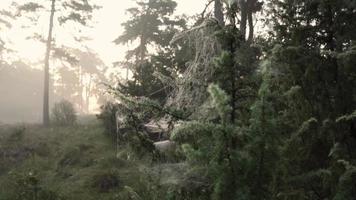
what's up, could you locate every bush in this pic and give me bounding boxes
[91,171,120,193]
[51,100,77,126]
[57,147,93,168]
[9,171,63,200]
[96,102,119,137]
[7,126,26,142]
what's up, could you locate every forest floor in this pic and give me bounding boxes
[0,117,175,200]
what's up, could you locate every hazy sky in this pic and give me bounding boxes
[88,0,206,65]
[2,0,207,67]
[0,0,208,117]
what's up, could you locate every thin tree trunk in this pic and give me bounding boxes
[139,14,147,64]
[139,35,146,64]
[229,24,237,124]
[214,0,224,26]
[86,75,92,113]
[126,67,129,81]
[43,0,55,126]
[239,0,247,40]
[247,6,254,42]
[79,65,83,114]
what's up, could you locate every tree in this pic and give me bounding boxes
[114,0,188,103]
[169,0,262,121]
[161,1,264,198]
[0,5,16,62]
[252,0,356,198]
[52,46,106,113]
[171,84,252,199]
[214,0,224,26]
[90,0,356,198]
[55,66,81,110]
[17,0,98,126]
[73,48,106,113]
[43,0,55,126]
[114,0,181,61]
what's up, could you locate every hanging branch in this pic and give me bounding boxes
[200,0,215,20]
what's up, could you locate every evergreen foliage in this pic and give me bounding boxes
[2,0,356,199]
[171,84,249,199]
[114,0,190,103]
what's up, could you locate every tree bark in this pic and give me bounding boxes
[239,0,247,40]
[214,0,224,26]
[43,0,55,126]
[247,6,254,42]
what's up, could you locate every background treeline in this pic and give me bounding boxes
[0,0,108,124]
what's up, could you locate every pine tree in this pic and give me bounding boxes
[17,0,98,125]
[255,0,356,198]
[0,5,16,63]
[114,0,188,103]
[171,84,250,199]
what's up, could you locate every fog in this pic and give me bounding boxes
[0,0,205,124]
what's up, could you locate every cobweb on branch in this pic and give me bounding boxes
[166,19,221,116]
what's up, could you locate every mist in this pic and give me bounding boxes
[0,0,205,124]
[1,0,355,199]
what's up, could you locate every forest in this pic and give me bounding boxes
[0,0,356,199]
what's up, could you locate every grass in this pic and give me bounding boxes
[0,117,190,200]
[0,117,150,200]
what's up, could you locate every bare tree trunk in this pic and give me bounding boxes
[126,67,129,81]
[247,7,254,42]
[214,0,224,26]
[239,0,247,40]
[139,35,146,64]
[43,0,55,126]
[86,74,92,113]
[78,65,84,114]
[139,14,147,64]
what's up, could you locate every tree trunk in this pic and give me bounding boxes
[78,65,84,114]
[214,0,224,26]
[239,0,247,40]
[139,35,146,64]
[247,5,254,42]
[126,66,129,81]
[86,74,93,113]
[43,0,55,126]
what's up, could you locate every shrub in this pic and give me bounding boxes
[7,126,26,142]
[51,100,77,126]
[96,102,119,136]
[57,147,93,168]
[9,171,63,200]
[91,171,120,193]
